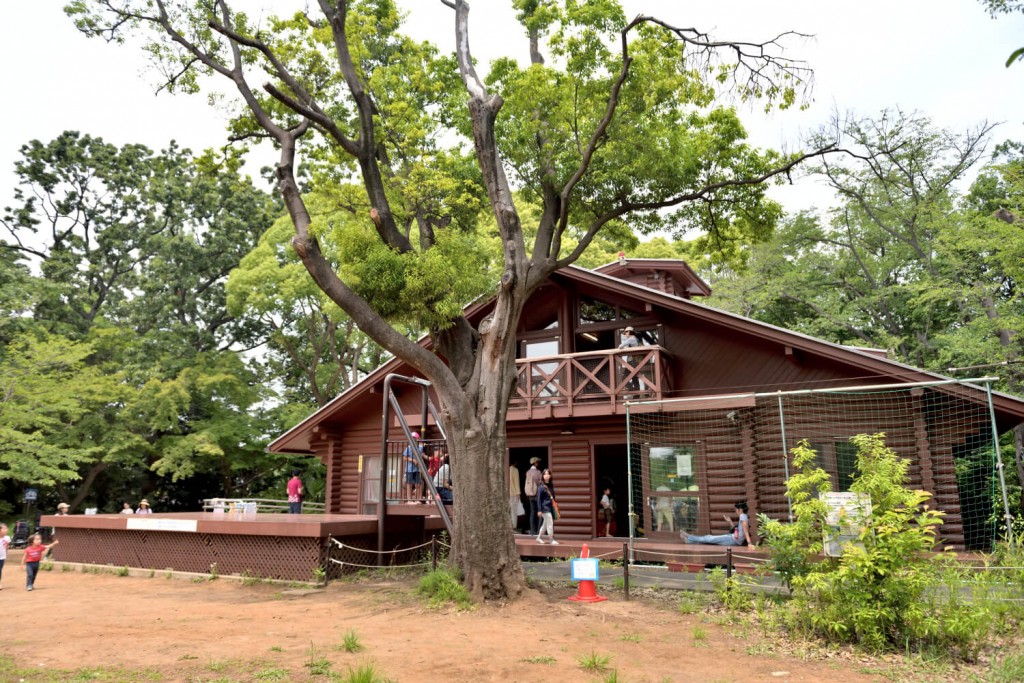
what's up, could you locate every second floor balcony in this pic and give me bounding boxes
[508,346,671,419]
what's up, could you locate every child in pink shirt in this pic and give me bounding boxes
[21,534,58,591]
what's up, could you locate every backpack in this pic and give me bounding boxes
[609,496,617,513]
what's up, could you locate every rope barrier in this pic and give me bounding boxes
[330,538,434,554]
[329,558,433,569]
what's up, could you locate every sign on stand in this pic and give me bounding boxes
[570,557,600,581]
[820,492,872,557]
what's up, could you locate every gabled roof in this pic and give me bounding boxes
[268,262,1024,454]
[594,257,712,298]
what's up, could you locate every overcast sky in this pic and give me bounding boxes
[2,1,1022,215]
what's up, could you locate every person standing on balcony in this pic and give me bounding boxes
[618,326,639,395]
[403,432,425,503]
[524,457,543,535]
[287,469,304,514]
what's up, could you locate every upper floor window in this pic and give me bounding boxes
[578,295,641,327]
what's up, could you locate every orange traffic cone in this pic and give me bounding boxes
[568,543,608,603]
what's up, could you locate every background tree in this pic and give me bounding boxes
[0,132,289,511]
[67,0,831,600]
[709,111,1022,380]
[228,209,399,408]
[980,0,1024,66]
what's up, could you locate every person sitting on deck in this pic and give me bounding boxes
[683,500,756,550]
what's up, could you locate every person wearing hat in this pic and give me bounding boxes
[55,502,70,516]
[618,326,640,395]
[524,456,543,536]
[136,499,153,515]
[618,326,638,349]
[403,432,425,503]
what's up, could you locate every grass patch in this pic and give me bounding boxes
[678,593,705,615]
[338,661,394,683]
[577,650,612,673]
[521,655,557,665]
[305,644,331,676]
[989,651,1024,683]
[618,632,642,643]
[253,666,290,681]
[416,568,474,610]
[692,626,708,646]
[339,629,364,653]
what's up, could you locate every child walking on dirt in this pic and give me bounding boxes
[22,534,58,591]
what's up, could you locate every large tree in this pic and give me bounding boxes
[67,0,830,599]
[1,132,284,509]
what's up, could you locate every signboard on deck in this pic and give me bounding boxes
[570,557,600,581]
[127,518,198,533]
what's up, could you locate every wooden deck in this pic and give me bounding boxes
[515,534,771,567]
[43,511,765,582]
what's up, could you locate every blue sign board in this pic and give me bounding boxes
[24,488,38,502]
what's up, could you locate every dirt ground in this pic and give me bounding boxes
[0,558,889,683]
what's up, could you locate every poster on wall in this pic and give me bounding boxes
[820,492,872,557]
[675,453,692,477]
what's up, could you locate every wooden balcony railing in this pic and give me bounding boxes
[508,346,670,418]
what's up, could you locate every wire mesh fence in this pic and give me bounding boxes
[627,379,1015,551]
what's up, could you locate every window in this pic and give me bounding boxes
[805,440,858,493]
[645,444,702,535]
[578,295,642,327]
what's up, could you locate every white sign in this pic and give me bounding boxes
[126,518,198,533]
[570,558,600,581]
[820,492,871,557]
[676,454,692,477]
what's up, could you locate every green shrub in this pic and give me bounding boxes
[707,567,753,611]
[764,434,994,657]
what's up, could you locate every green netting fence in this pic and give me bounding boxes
[626,378,1016,553]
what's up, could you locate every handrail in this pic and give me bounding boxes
[201,498,326,513]
[510,346,670,413]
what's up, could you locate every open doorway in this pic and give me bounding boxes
[509,446,548,534]
[594,443,629,537]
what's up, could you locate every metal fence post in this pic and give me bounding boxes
[622,543,629,601]
[431,534,438,571]
[726,547,733,591]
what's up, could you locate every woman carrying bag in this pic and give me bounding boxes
[535,468,559,545]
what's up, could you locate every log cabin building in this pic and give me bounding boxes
[268,258,1024,552]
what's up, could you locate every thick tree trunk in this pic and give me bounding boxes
[447,423,527,601]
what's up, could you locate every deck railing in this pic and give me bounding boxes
[509,345,670,416]
[202,498,326,514]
